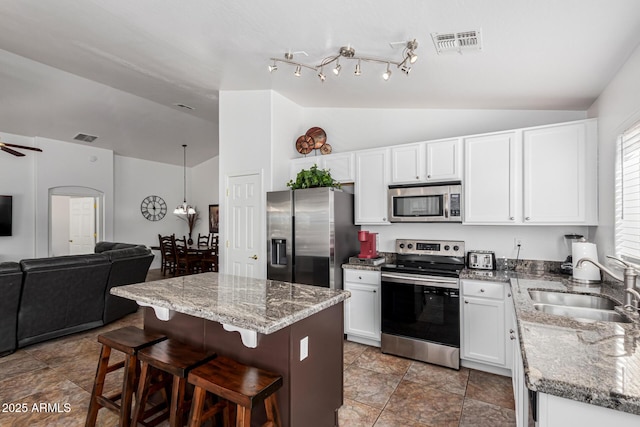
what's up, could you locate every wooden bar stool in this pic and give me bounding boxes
[187,356,283,427]
[132,339,217,427]
[85,326,167,427]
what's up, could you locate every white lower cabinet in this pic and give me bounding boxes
[461,279,510,375]
[343,269,381,347]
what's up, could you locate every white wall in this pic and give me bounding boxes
[300,108,586,154]
[34,137,114,258]
[588,42,640,259]
[191,155,220,239]
[271,92,305,191]
[0,132,36,261]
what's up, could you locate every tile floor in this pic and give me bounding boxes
[0,269,516,426]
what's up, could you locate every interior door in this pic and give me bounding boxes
[226,172,263,278]
[69,197,96,254]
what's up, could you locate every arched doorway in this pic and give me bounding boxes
[49,186,104,256]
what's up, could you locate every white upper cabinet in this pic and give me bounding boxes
[464,132,518,224]
[425,138,462,182]
[391,143,422,183]
[289,152,355,184]
[464,119,598,225]
[390,138,462,184]
[523,120,597,224]
[355,148,391,225]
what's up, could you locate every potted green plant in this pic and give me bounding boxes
[287,164,342,190]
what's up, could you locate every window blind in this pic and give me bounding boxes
[615,121,640,263]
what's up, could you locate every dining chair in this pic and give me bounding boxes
[158,234,175,276]
[174,236,200,275]
[197,233,210,246]
[199,235,219,272]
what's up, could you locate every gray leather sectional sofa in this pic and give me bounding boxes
[0,242,153,356]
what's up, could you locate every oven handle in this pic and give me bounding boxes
[381,272,459,289]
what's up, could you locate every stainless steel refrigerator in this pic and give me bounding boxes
[267,187,360,289]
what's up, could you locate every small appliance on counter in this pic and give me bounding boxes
[571,238,601,284]
[357,230,378,259]
[348,256,386,266]
[466,250,496,270]
[560,234,584,274]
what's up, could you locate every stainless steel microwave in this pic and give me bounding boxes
[388,183,462,222]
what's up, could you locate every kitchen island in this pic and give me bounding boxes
[111,272,349,427]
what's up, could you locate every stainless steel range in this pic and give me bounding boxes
[381,239,465,369]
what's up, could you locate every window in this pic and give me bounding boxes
[615,121,640,263]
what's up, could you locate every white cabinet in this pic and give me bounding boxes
[523,121,597,224]
[464,132,518,224]
[424,138,462,182]
[391,143,422,183]
[343,269,381,347]
[354,148,391,224]
[289,152,355,184]
[461,280,508,370]
[464,119,598,225]
[390,138,462,184]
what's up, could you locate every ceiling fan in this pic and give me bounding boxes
[0,139,43,157]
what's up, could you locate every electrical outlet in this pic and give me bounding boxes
[514,237,522,249]
[300,336,308,361]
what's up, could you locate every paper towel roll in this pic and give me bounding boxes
[572,242,601,282]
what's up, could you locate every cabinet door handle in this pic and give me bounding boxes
[480,289,485,293]
[509,329,515,334]
[427,174,431,179]
[373,290,377,293]
[464,300,469,304]
[510,334,516,340]
[509,216,514,220]
[507,293,511,297]
[525,217,530,221]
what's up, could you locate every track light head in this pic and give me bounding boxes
[354,60,362,76]
[318,69,326,82]
[333,63,342,76]
[268,61,278,72]
[401,65,411,75]
[382,63,392,81]
[294,65,302,77]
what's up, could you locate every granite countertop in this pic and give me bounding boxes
[461,267,640,415]
[111,272,349,335]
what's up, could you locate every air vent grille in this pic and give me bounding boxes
[74,133,98,143]
[174,103,195,111]
[431,30,482,54]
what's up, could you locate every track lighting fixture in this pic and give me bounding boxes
[268,39,418,82]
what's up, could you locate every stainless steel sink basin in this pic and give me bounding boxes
[528,290,617,310]
[532,303,631,323]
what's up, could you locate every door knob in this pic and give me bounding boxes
[249,255,258,260]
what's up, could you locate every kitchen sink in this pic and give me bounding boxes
[532,303,631,323]
[528,290,617,310]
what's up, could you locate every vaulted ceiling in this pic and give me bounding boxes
[1,0,640,166]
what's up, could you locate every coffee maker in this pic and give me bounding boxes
[560,234,584,274]
[357,231,378,259]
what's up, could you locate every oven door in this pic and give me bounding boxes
[381,272,460,347]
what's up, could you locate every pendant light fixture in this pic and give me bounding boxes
[174,144,195,215]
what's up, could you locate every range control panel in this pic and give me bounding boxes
[395,239,465,257]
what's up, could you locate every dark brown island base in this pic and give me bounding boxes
[112,273,349,427]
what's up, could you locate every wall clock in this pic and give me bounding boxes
[140,195,167,221]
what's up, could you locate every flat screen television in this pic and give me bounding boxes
[0,195,12,236]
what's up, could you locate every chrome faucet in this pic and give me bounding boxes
[576,255,640,315]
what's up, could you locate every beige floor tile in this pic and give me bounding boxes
[404,361,470,396]
[383,379,464,426]
[338,398,382,427]
[459,397,516,427]
[354,347,412,376]
[344,340,369,366]
[374,409,431,427]
[343,365,402,409]
[0,350,47,382]
[466,370,515,410]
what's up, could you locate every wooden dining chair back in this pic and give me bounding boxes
[197,233,210,246]
[200,234,219,273]
[174,236,200,276]
[159,234,175,276]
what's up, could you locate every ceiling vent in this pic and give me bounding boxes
[431,30,482,54]
[174,103,195,111]
[73,133,98,143]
